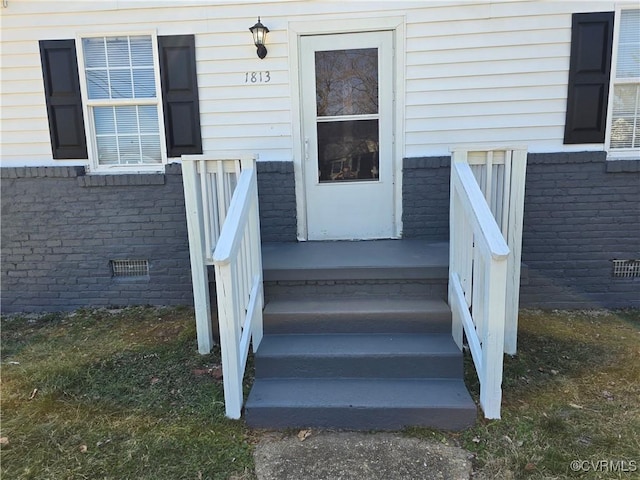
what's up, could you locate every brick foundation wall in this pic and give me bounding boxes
[1,161,297,313]
[402,152,640,308]
[1,165,192,313]
[256,162,297,243]
[2,155,637,312]
[402,157,451,240]
[521,152,639,308]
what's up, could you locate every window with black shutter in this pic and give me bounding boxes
[39,34,202,171]
[563,12,614,144]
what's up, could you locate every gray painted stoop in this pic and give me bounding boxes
[244,241,477,431]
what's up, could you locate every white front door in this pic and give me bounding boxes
[300,31,395,240]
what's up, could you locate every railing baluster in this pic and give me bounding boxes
[485,150,493,205]
[216,160,227,224]
[501,150,512,238]
[491,164,500,225]
[199,160,213,260]
[471,245,483,342]
[211,171,220,244]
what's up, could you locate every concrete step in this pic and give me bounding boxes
[263,296,451,334]
[244,378,476,431]
[254,333,462,379]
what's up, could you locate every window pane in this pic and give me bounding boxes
[617,45,640,78]
[83,38,106,68]
[612,84,638,116]
[133,69,156,98]
[141,136,162,163]
[93,106,161,166]
[138,105,160,133]
[315,48,378,117]
[616,10,640,79]
[317,119,379,183]
[610,118,635,148]
[84,36,156,100]
[115,106,138,134]
[96,136,119,165]
[118,136,141,164]
[611,85,638,148]
[130,36,154,66]
[86,70,109,99]
[109,70,133,99]
[93,107,115,135]
[106,37,131,67]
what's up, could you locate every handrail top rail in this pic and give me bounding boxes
[212,167,257,266]
[452,162,510,260]
[181,153,257,163]
[450,145,527,154]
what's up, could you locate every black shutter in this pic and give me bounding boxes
[158,35,203,157]
[39,39,87,159]
[564,12,614,144]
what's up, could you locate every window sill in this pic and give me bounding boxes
[77,173,166,187]
[605,157,640,173]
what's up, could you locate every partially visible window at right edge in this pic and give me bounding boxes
[609,9,640,158]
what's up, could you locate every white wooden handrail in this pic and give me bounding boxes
[182,155,246,354]
[182,153,264,419]
[449,159,509,419]
[212,157,264,419]
[451,146,527,354]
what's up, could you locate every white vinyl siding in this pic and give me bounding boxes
[608,9,640,155]
[0,0,621,167]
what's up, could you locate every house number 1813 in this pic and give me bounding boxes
[245,71,271,83]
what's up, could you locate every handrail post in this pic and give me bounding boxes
[215,259,244,419]
[247,162,264,352]
[182,159,214,354]
[449,181,463,350]
[504,149,527,355]
[480,256,507,419]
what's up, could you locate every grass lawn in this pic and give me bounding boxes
[2,307,639,479]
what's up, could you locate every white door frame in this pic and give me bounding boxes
[288,16,406,241]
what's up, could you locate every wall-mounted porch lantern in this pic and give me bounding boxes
[249,17,269,59]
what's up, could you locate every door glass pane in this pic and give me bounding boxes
[315,48,378,116]
[317,119,379,182]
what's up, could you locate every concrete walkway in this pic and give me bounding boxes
[254,431,473,480]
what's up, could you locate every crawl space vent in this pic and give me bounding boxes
[111,259,149,278]
[612,259,640,278]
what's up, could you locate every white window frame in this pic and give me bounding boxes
[76,31,168,173]
[605,7,640,160]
